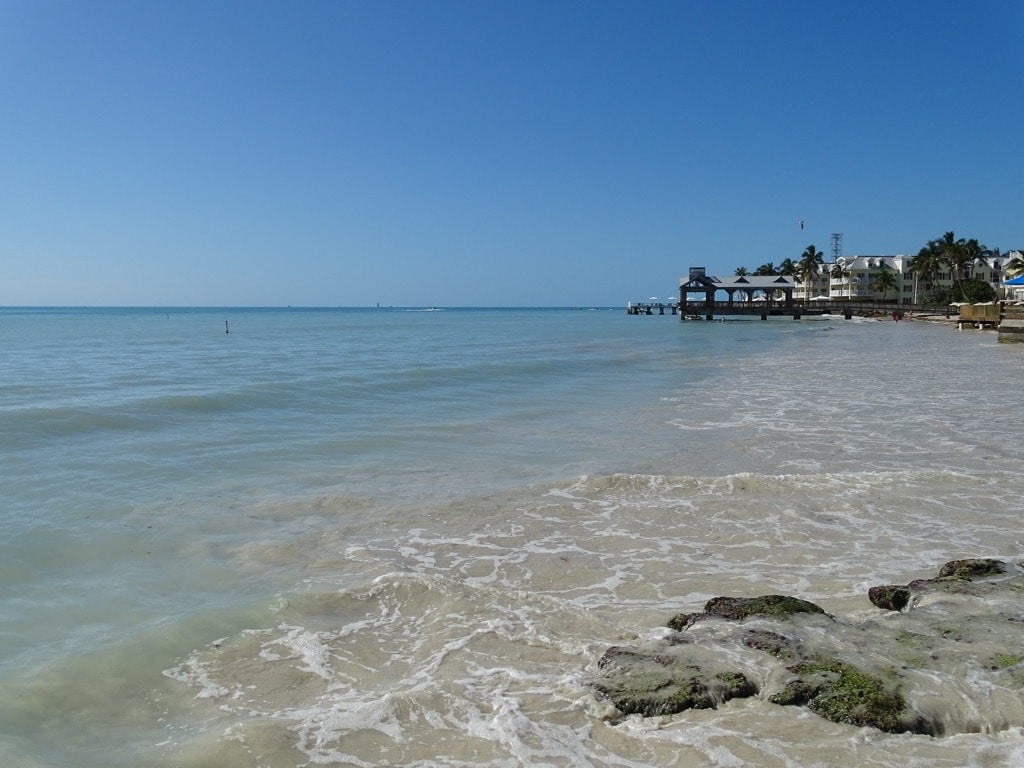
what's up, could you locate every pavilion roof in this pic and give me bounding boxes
[679,274,795,290]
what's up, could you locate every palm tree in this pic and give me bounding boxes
[797,244,824,302]
[934,231,972,292]
[830,261,851,300]
[962,238,986,281]
[1006,251,1024,278]
[870,264,900,303]
[909,241,945,298]
[734,266,749,276]
[778,258,797,277]
[753,262,777,276]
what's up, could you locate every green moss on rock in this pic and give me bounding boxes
[596,559,1022,735]
[992,653,1024,669]
[716,671,758,698]
[667,612,700,631]
[592,646,757,717]
[742,629,799,661]
[893,630,934,666]
[769,679,819,707]
[776,658,935,735]
[937,558,1005,580]
[895,630,928,648]
[871,558,1009,612]
[703,595,827,621]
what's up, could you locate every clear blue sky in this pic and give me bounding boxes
[2,1,1021,306]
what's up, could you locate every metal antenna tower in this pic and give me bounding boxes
[831,233,843,261]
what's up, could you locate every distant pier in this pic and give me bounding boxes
[627,302,678,316]
[627,267,909,321]
[627,300,899,321]
[627,267,1024,324]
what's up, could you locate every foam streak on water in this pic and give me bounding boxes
[1,308,1023,767]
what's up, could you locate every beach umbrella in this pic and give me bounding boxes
[1003,275,1024,286]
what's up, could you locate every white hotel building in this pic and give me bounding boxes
[792,253,1015,305]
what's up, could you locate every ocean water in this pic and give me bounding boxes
[2,306,1024,767]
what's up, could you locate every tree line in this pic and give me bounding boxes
[733,233,1024,305]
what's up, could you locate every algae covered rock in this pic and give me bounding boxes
[668,594,828,630]
[592,558,1024,736]
[770,658,934,735]
[592,646,757,717]
[937,558,1005,580]
[741,629,800,661]
[666,612,701,631]
[703,594,828,621]
[870,558,1010,611]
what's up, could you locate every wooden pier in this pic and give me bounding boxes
[626,302,679,316]
[953,303,1024,343]
[627,298,1024,340]
[957,303,1001,328]
[629,269,1023,327]
[628,300,909,321]
[994,304,1024,342]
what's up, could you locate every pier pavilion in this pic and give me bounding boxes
[680,267,800,320]
[628,267,913,321]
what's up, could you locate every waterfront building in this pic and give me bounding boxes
[825,255,914,303]
[815,253,1009,305]
[682,253,1013,312]
[1003,251,1024,302]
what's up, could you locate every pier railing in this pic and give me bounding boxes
[628,300,1023,321]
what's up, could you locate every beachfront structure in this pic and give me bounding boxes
[1004,251,1024,302]
[816,253,1009,305]
[683,252,1011,310]
[823,255,914,303]
[681,267,796,305]
[793,269,832,302]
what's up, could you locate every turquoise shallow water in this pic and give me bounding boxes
[3,307,1024,767]
[2,307,696,680]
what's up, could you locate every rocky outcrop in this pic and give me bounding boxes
[868,558,1008,611]
[668,594,829,630]
[590,558,1023,736]
[593,647,756,717]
